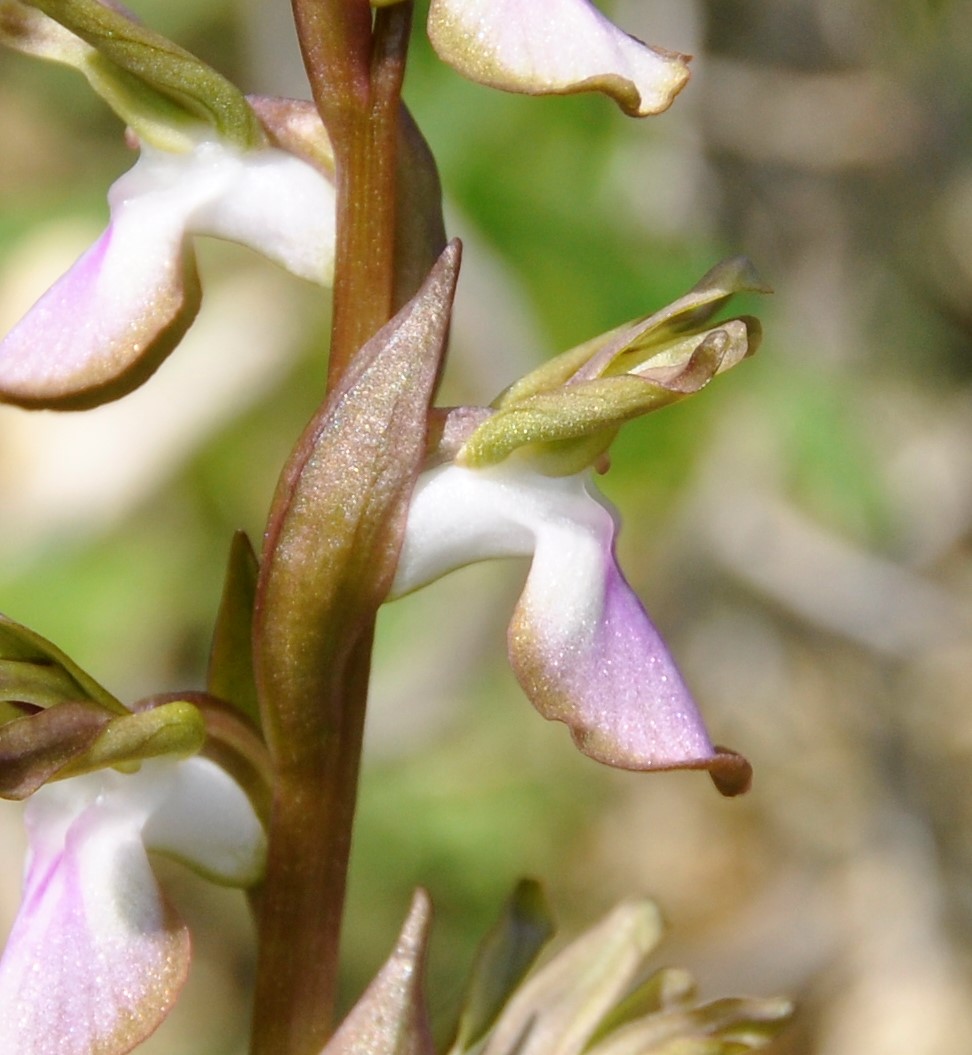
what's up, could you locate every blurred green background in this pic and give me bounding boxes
[3,1,972,1052]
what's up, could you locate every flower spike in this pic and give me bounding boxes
[427,0,690,116]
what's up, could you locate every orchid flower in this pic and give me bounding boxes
[426,0,691,116]
[0,757,265,1055]
[392,260,767,795]
[0,0,335,409]
[0,614,267,1054]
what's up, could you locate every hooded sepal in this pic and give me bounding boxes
[460,259,766,476]
[0,702,111,800]
[0,614,125,797]
[0,755,266,1054]
[1,696,207,801]
[55,699,206,779]
[427,0,691,117]
[2,0,263,149]
[0,613,210,797]
[0,613,125,714]
[318,891,435,1055]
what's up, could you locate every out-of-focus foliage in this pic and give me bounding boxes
[3,0,972,1053]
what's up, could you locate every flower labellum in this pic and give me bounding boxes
[0,136,335,409]
[0,0,336,408]
[0,757,266,1055]
[427,0,691,116]
[392,462,750,795]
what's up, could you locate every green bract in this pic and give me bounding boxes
[458,258,768,477]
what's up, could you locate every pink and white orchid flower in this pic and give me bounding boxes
[427,0,691,116]
[0,132,335,409]
[0,756,265,1054]
[391,461,750,795]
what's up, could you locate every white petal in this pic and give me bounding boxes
[181,140,336,285]
[0,758,266,1053]
[141,756,266,886]
[0,178,199,406]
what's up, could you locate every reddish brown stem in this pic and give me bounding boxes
[327,4,413,387]
[248,3,415,1054]
[249,628,373,1055]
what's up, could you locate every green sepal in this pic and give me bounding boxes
[460,326,746,475]
[481,900,666,1055]
[3,0,263,149]
[461,376,655,475]
[587,967,697,1045]
[467,896,792,1055]
[56,699,206,780]
[496,257,767,411]
[207,531,261,729]
[0,658,91,712]
[0,700,112,799]
[461,259,766,475]
[0,613,126,715]
[449,879,555,1054]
